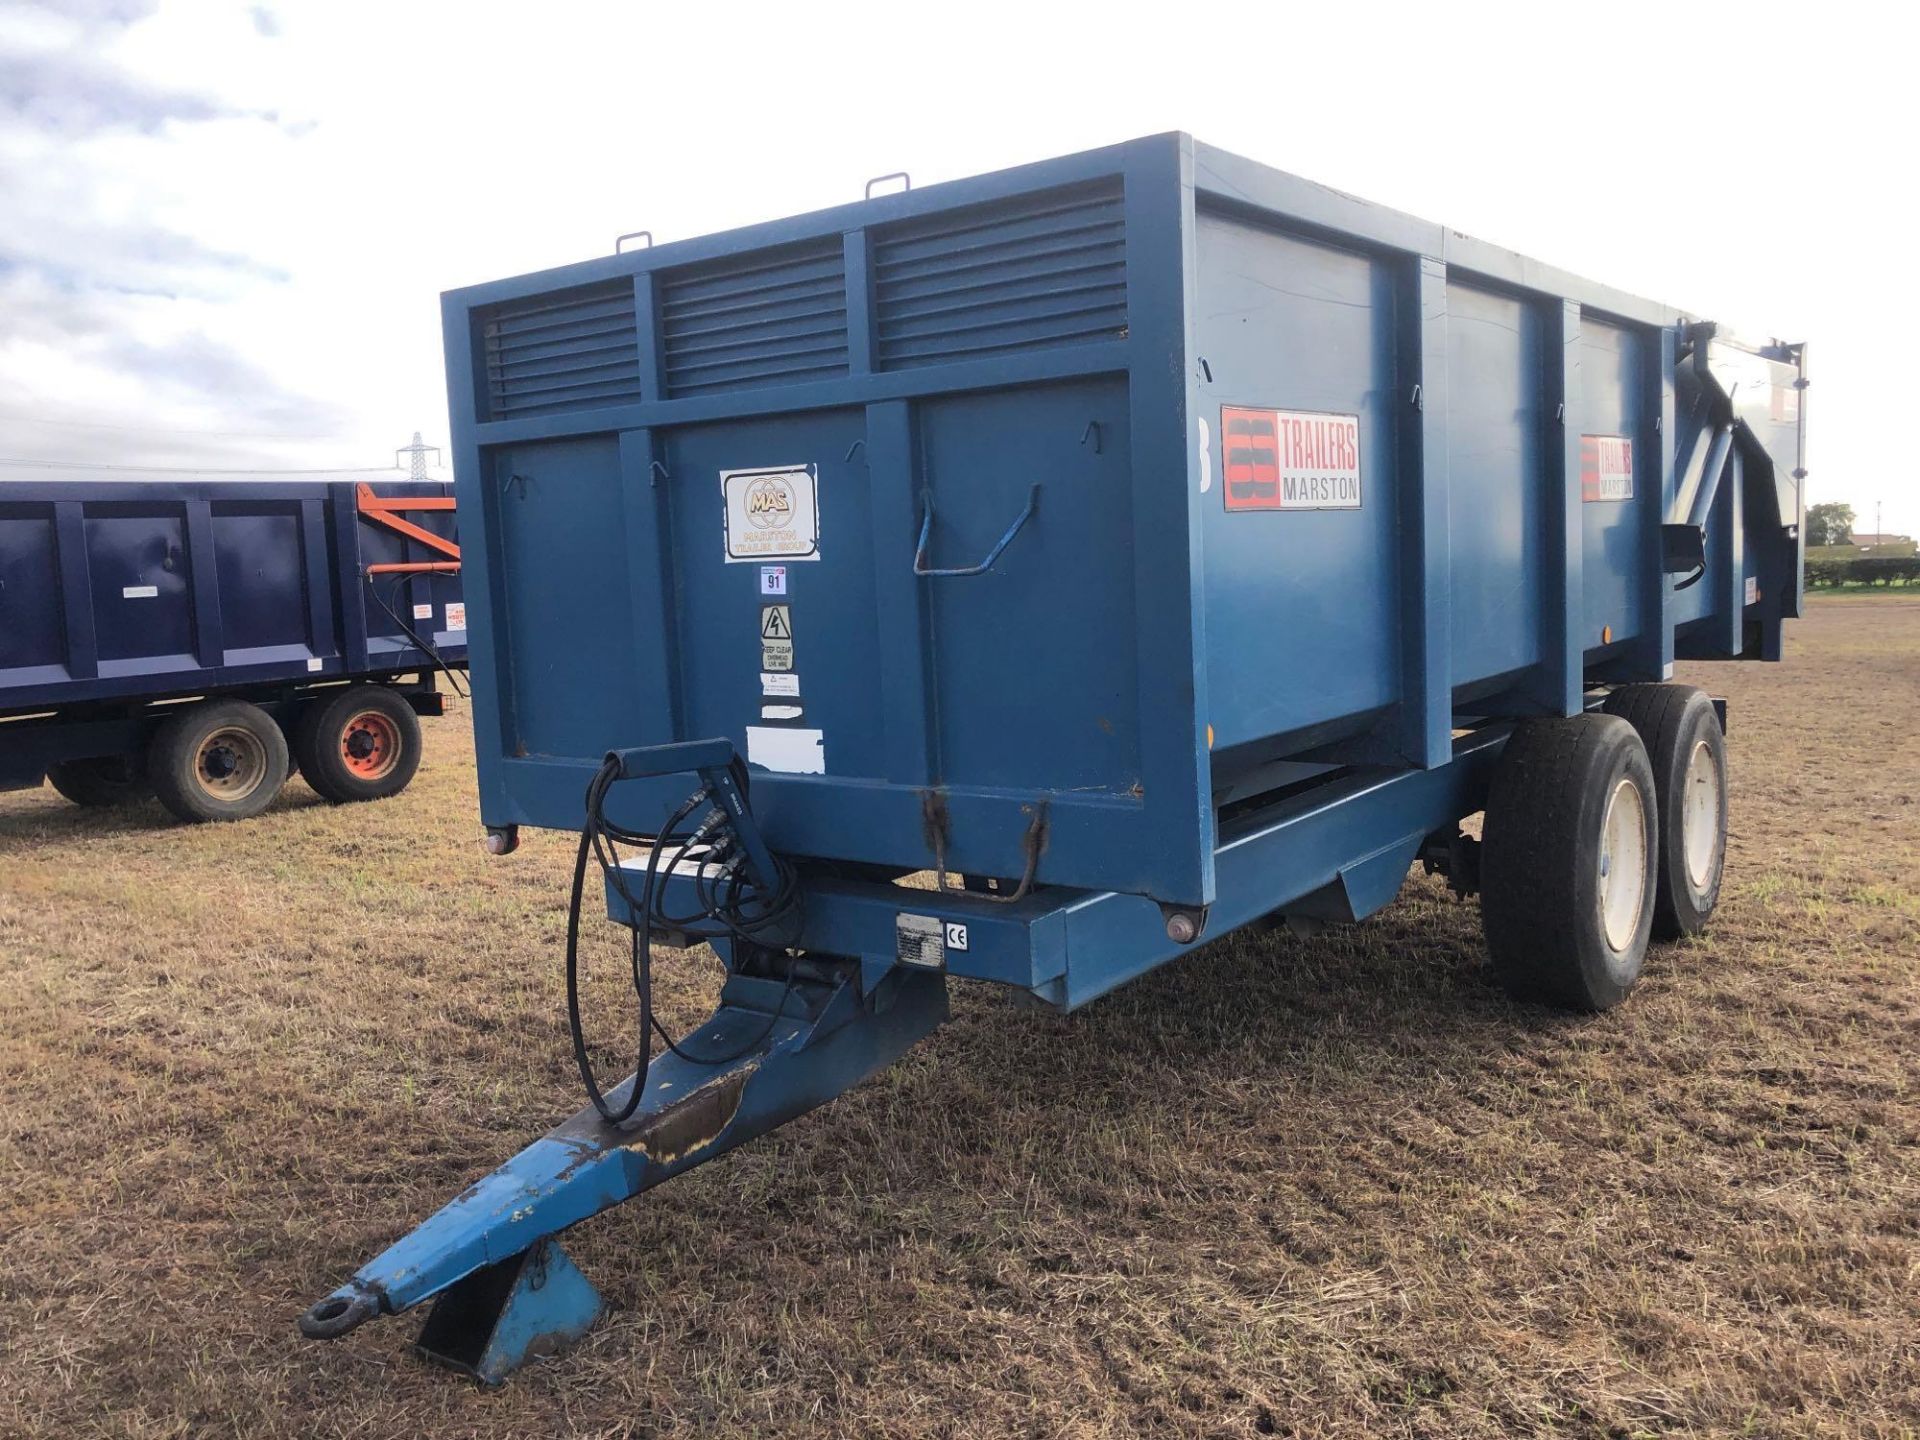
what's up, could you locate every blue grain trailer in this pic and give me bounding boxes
[0,477,466,822]
[302,135,1805,1379]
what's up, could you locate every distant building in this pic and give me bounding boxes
[1849,532,1913,552]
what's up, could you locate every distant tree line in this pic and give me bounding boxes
[1805,556,1920,588]
[1802,502,1916,586]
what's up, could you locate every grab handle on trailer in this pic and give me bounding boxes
[913,485,1040,578]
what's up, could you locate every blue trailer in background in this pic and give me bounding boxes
[0,477,466,822]
[302,134,1805,1379]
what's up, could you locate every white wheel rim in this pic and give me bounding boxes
[1599,776,1648,952]
[196,725,268,802]
[1681,738,1722,890]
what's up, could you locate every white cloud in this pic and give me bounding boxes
[0,0,1907,534]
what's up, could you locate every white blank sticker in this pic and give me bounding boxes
[761,704,804,721]
[122,585,158,599]
[746,725,824,774]
[307,658,323,672]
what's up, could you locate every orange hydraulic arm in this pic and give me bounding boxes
[356,483,461,575]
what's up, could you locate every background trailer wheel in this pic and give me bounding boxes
[147,700,290,824]
[293,686,422,804]
[1603,684,1728,939]
[1481,714,1659,1012]
[46,756,148,809]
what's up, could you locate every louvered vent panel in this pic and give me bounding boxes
[482,280,644,419]
[873,179,1127,369]
[660,239,849,397]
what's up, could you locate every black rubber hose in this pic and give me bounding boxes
[565,754,810,1117]
[367,571,470,698]
[565,766,698,1123]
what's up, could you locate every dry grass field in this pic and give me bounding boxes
[2,596,1915,1439]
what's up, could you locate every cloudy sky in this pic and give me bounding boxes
[0,0,1908,534]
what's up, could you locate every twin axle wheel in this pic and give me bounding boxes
[1480,685,1727,1012]
[292,687,422,805]
[51,686,427,824]
[149,700,292,824]
[1602,684,1728,940]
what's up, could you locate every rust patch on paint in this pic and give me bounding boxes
[623,1065,752,1165]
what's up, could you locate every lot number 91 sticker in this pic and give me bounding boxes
[723,464,821,563]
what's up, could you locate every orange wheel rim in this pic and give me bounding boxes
[340,710,401,780]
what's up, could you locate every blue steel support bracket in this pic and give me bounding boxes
[52,502,99,682]
[410,1237,605,1385]
[1541,299,1584,717]
[297,963,948,1379]
[1644,326,1678,677]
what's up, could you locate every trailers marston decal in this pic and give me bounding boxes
[1220,407,1362,511]
[1580,435,1634,502]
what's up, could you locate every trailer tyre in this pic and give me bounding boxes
[1481,713,1658,1012]
[148,700,290,824]
[1602,684,1727,939]
[293,686,421,804]
[46,756,148,808]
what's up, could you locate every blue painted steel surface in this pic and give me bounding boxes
[0,479,466,717]
[306,138,1804,1380]
[442,133,1803,911]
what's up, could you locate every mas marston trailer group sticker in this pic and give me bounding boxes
[1220,406,1362,511]
[723,464,820,562]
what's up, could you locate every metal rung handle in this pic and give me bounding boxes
[606,738,737,781]
[913,486,1040,578]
